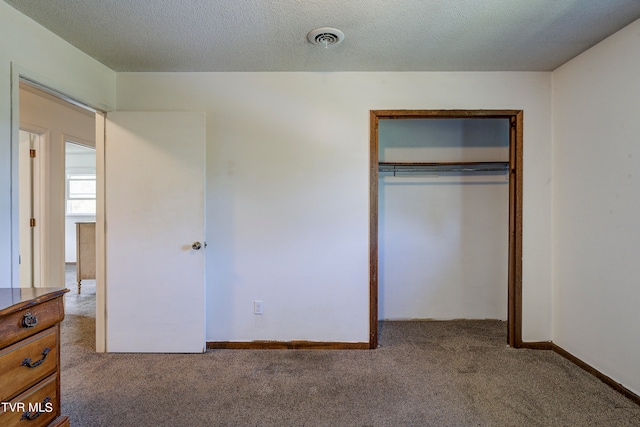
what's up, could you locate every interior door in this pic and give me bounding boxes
[18,130,34,288]
[105,112,206,353]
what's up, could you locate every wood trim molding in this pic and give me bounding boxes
[370,110,523,350]
[551,344,640,406]
[509,110,524,347]
[369,110,379,349]
[371,109,522,119]
[207,341,369,350]
[519,341,553,350]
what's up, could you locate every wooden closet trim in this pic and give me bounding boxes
[369,109,524,349]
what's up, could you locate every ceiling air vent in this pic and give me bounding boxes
[307,27,345,48]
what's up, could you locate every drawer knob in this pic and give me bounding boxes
[21,347,51,368]
[20,396,51,421]
[21,312,38,328]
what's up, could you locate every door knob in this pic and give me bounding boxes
[192,242,202,250]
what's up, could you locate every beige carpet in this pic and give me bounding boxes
[61,265,640,426]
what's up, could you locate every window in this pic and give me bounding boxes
[66,172,96,214]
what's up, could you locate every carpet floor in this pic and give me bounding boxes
[61,265,640,426]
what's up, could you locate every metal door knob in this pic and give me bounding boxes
[192,242,202,250]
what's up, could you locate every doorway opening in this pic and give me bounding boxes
[64,141,97,295]
[18,81,97,292]
[17,79,99,352]
[12,72,107,350]
[369,110,523,349]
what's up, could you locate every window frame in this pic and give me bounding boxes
[65,168,97,215]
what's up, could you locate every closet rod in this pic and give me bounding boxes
[378,161,509,175]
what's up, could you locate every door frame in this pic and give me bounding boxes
[11,64,107,350]
[17,125,45,288]
[369,109,523,349]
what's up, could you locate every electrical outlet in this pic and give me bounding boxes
[254,300,264,315]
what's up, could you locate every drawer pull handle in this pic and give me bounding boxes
[22,312,38,328]
[20,396,51,421]
[21,347,51,368]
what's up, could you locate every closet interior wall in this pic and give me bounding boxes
[378,118,510,320]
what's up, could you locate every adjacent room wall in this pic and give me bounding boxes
[117,71,553,343]
[553,19,640,395]
[0,1,115,287]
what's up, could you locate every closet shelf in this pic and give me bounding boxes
[378,161,509,175]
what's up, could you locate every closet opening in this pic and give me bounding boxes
[369,110,523,349]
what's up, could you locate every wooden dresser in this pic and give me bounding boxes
[0,287,70,427]
[75,222,96,294]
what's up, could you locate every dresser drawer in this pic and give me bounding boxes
[0,374,59,427]
[0,327,58,402]
[0,298,64,349]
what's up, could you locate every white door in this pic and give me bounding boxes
[105,112,206,353]
[18,130,35,288]
[18,129,42,288]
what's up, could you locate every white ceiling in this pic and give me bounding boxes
[5,0,640,72]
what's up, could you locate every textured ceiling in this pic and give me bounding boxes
[5,0,640,72]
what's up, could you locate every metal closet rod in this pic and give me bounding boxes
[378,161,509,174]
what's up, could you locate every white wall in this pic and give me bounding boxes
[553,19,640,395]
[0,1,115,287]
[379,119,510,320]
[117,71,552,343]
